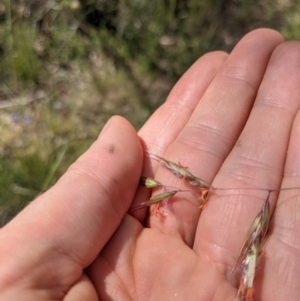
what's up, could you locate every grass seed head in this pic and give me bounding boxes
[140,190,178,206]
[139,176,162,188]
[148,152,210,188]
[237,239,260,301]
[232,193,271,277]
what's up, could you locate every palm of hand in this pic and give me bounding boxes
[1,29,300,301]
[90,216,235,301]
[88,30,300,301]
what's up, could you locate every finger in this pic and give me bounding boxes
[64,274,98,301]
[0,116,142,291]
[194,41,300,282]
[131,51,228,221]
[148,29,284,246]
[260,109,300,300]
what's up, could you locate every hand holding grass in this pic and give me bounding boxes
[1,29,300,301]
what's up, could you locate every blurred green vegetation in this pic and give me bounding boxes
[0,0,298,225]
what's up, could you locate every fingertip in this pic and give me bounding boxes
[64,274,98,301]
[228,28,284,61]
[200,50,229,61]
[99,115,138,138]
[269,40,300,62]
[89,115,143,173]
[235,28,284,49]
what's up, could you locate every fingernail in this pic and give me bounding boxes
[99,117,113,137]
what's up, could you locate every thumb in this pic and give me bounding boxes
[0,116,143,288]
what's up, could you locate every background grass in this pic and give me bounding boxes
[0,0,299,225]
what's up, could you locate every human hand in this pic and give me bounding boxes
[1,28,299,301]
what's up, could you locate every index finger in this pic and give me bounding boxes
[131,51,228,221]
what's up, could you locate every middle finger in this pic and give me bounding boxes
[148,29,283,246]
